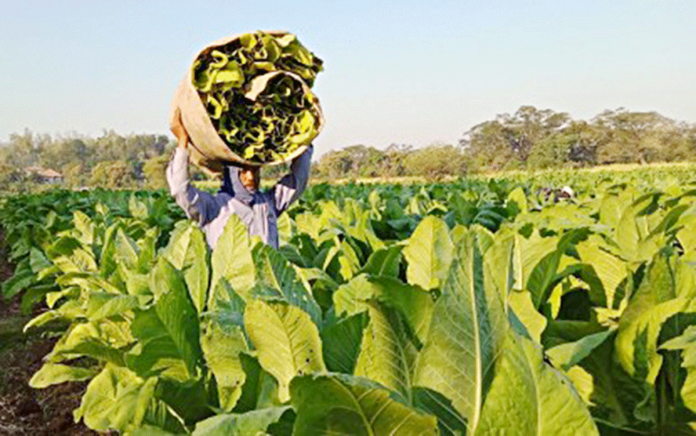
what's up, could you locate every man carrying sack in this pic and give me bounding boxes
[166,31,322,249]
[167,108,313,249]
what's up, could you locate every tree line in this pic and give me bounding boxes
[1,106,695,190]
[461,106,696,171]
[0,130,175,189]
[312,107,696,180]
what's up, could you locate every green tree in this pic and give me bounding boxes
[142,155,170,189]
[314,145,385,179]
[461,106,570,171]
[62,162,86,188]
[89,160,135,188]
[593,109,677,164]
[0,162,25,185]
[527,121,604,168]
[402,143,468,179]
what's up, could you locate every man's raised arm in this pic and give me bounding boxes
[272,145,314,214]
[166,109,220,225]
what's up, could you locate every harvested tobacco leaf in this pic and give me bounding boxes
[192,31,323,164]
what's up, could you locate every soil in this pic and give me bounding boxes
[0,229,96,436]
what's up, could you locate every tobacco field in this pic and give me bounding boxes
[3,166,696,435]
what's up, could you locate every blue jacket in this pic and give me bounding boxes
[166,146,313,249]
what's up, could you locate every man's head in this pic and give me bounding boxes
[238,166,260,192]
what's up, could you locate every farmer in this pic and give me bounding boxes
[166,109,313,249]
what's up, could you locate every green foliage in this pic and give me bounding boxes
[62,162,86,188]
[89,160,136,188]
[142,155,169,189]
[192,31,323,163]
[402,144,468,179]
[5,167,696,434]
[462,106,696,171]
[0,130,173,191]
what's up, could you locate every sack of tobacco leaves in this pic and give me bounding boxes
[170,30,324,172]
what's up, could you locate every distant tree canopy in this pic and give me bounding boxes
[1,106,694,189]
[461,106,696,171]
[0,130,174,189]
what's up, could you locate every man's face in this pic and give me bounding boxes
[239,166,260,192]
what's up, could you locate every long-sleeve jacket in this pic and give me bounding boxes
[166,146,313,249]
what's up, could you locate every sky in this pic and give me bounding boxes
[0,0,695,157]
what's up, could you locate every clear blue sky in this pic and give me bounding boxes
[1,0,694,157]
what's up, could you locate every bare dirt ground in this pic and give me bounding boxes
[0,229,96,436]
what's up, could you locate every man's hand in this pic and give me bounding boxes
[170,108,189,149]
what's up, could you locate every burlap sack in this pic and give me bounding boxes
[170,31,323,173]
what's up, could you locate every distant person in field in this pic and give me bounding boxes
[167,109,313,249]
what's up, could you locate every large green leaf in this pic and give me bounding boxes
[191,406,291,436]
[661,326,696,413]
[512,229,558,295]
[72,210,95,245]
[234,353,282,413]
[546,328,615,371]
[252,243,322,325]
[576,236,628,308]
[1,258,34,298]
[74,364,160,433]
[162,221,210,314]
[413,228,508,432]
[244,300,326,402]
[361,245,403,277]
[614,195,663,264]
[290,373,439,435]
[29,363,98,388]
[85,293,139,321]
[334,274,434,344]
[200,320,248,412]
[210,215,255,304]
[29,247,52,274]
[403,216,454,290]
[615,252,688,382]
[321,312,367,374]
[47,321,129,366]
[128,259,202,381]
[112,227,139,271]
[354,301,418,402]
[476,332,599,435]
[568,330,652,432]
[508,290,547,343]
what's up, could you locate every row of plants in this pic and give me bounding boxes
[2,172,696,434]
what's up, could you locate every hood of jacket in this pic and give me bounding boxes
[220,165,256,205]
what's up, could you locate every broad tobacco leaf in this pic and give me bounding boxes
[333,274,434,344]
[661,325,696,413]
[161,220,210,315]
[290,373,438,435]
[547,328,615,371]
[614,194,664,264]
[321,312,367,374]
[191,406,292,436]
[476,332,599,435]
[127,258,202,381]
[74,364,160,433]
[615,252,689,383]
[244,300,325,402]
[403,216,454,291]
[252,243,322,325]
[413,227,508,432]
[512,229,558,296]
[354,301,418,401]
[576,236,628,308]
[210,215,255,305]
[200,320,248,412]
[29,363,98,389]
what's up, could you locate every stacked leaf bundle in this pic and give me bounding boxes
[191,32,323,164]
